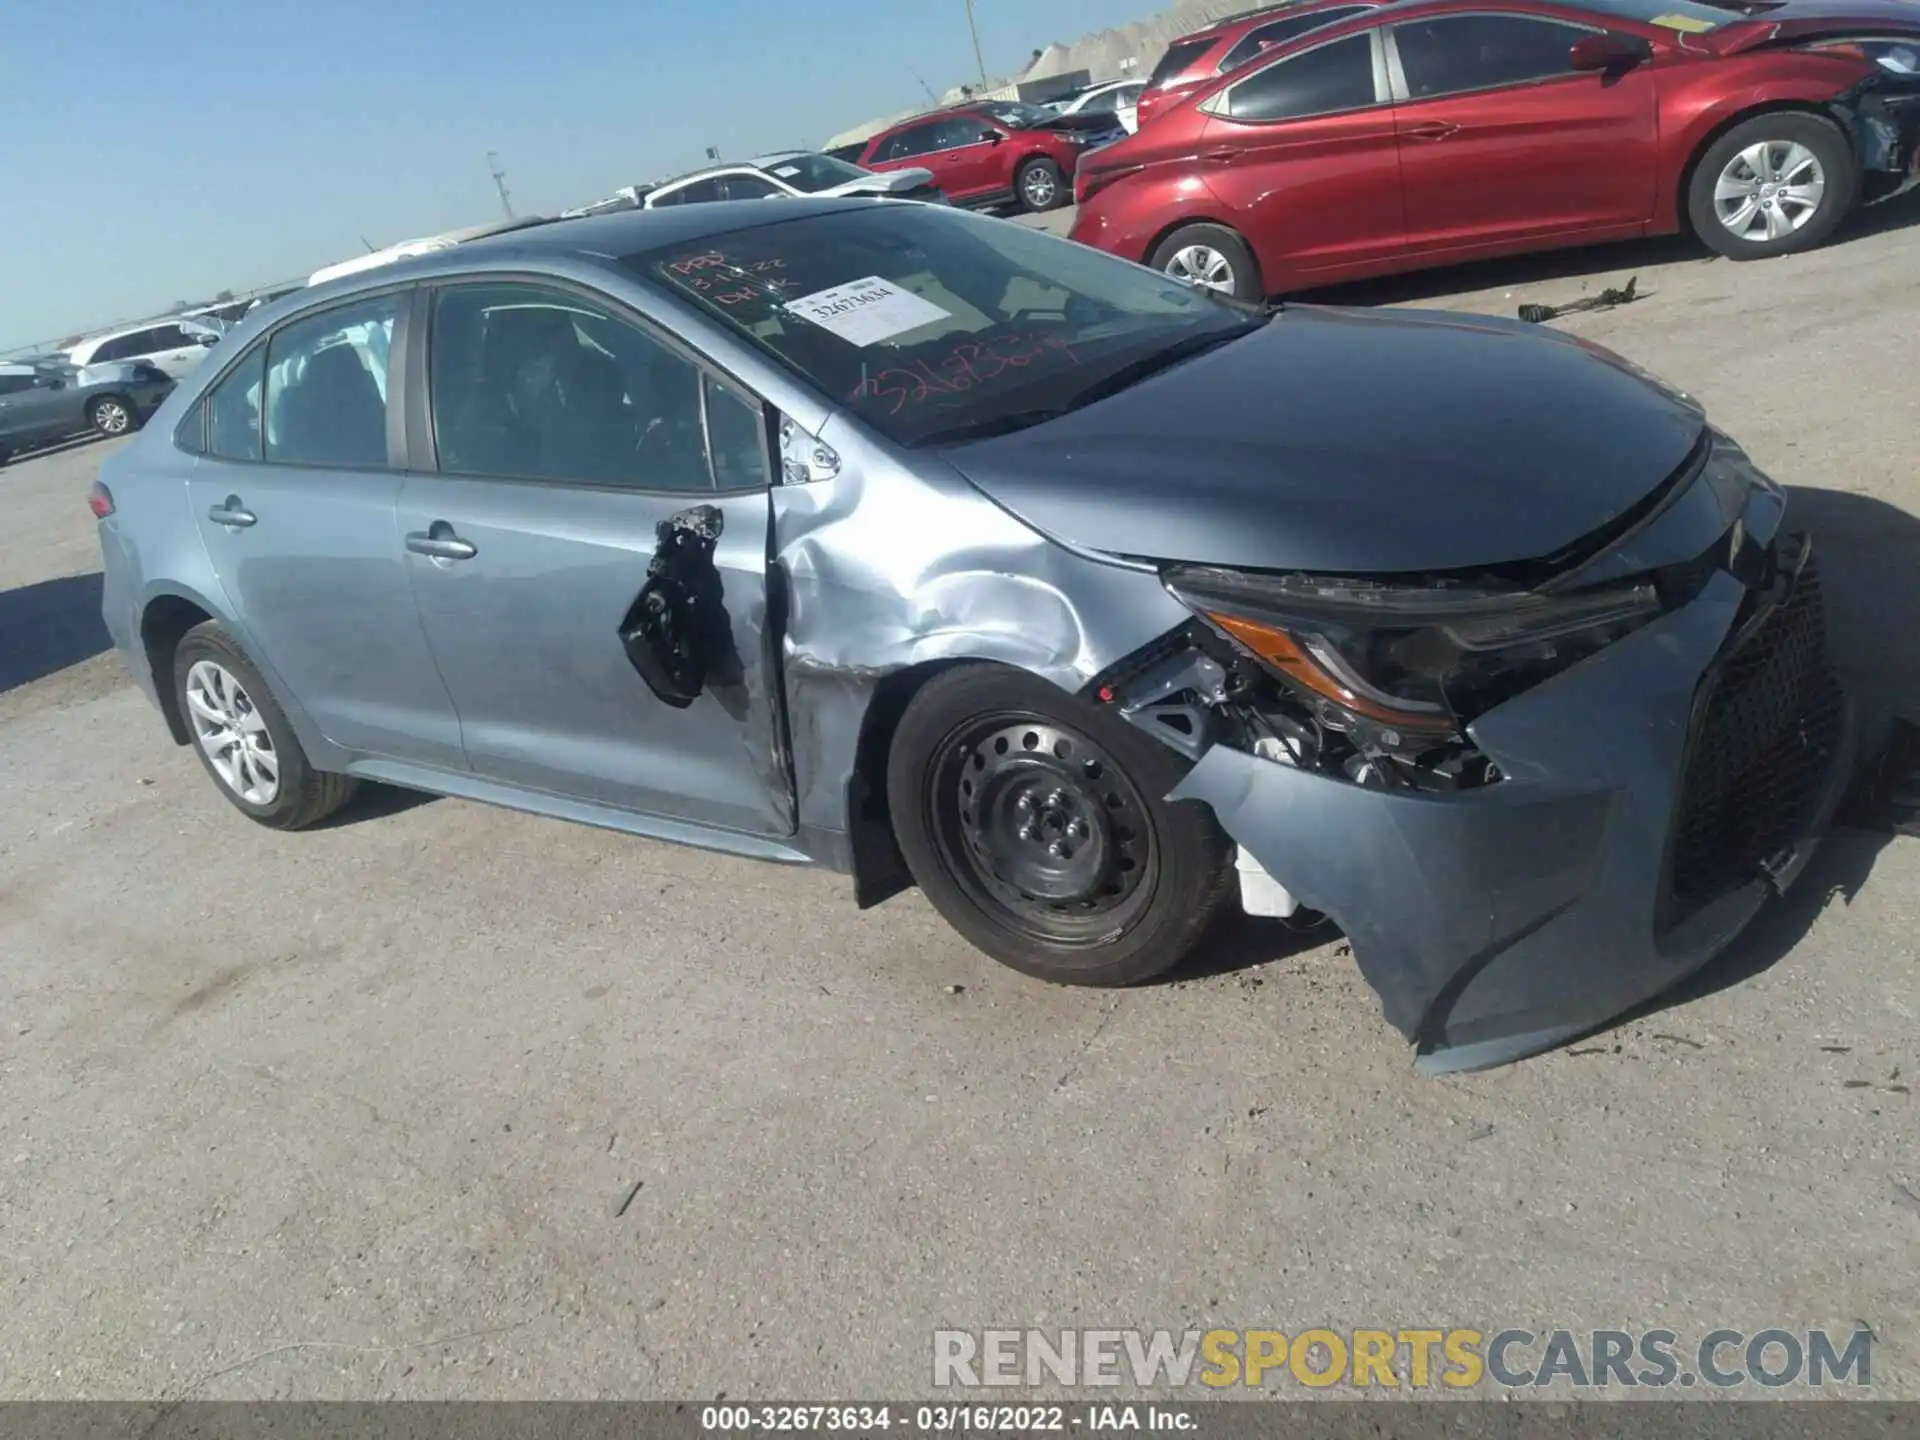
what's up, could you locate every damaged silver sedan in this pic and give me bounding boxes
[94,199,1853,1072]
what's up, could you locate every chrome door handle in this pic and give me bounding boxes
[406,525,477,561]
[208,497,256,527]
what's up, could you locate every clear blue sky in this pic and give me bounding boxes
[1,0,1150,349]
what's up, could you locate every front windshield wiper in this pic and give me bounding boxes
[910,407,1074,446]
[1055,321,1263,413]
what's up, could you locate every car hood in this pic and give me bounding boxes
[940,305,1708,576]
[824,167,935,196]
[1696,0,1920,52]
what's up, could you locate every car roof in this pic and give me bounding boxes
[1180,0,1352,43]
[74,315,216,348]
[303,199,874,291]
[654,162,765,187]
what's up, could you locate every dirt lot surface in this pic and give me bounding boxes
[3,201,1918,1401]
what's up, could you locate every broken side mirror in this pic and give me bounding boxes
[778,416,841,485]
[1570,33,1651,72]
[618,504,727,708]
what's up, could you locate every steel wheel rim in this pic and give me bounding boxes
[1713,141,1825,242]
[1023,167,1057,206]
[930,712,1157,945]
[185,660,280,805]
[1165,244,1236,293]
[94,401,130,433]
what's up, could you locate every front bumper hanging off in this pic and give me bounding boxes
[1171,532,1855,1075]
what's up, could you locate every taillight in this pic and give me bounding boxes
[88,480,115,518]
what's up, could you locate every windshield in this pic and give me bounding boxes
[626,206,1263,447]
[761,154,872,192]
[976,101,1057,128]
[1566,0,1735,29]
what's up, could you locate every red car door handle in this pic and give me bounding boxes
[1198,147,1238,163]
[1404,121,1460,142]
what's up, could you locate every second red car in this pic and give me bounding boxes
[1074,0,1920,299]
[858,101,1125,212]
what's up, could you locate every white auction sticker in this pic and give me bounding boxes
[783,277,950,346]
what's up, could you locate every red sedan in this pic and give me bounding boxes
[857,102,1122,212]
[1071,0,1920,299]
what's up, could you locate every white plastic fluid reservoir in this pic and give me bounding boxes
[1234,846,1299,919]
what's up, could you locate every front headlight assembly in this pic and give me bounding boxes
[1164,565,1662,740]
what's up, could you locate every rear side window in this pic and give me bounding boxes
[262,293,398,468]
[933,117,994,150]
[1220,8,1371,71]
[1393,14,1590,98]
[143,325,195,350]
[94,333,146,363]
[427,282,714,493]
[655,177,729,205]
[1224,33,1380,120]
[1148,36,1215,86]
[884,123,944,160]
[0,373,31,396]
[208,347,267,460]
[723,174,784,199]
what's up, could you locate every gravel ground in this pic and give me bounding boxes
[2,199,1917,1402]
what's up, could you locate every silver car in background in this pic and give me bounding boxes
[92,200,1851,1073]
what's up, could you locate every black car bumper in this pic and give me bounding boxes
[1171,500,1854,1074]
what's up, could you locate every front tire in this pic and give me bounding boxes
[1687,113,1857,261]
[886,664,1234,987]
[1015,157,1066,213]
[1148,223,1264,302]
[172,620,356,829]
[88,395,135,436]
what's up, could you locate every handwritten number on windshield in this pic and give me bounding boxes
[849,332,1080,415]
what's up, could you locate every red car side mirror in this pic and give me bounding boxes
[1570,33,1651,71]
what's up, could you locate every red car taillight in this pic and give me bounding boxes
[87,480,115,518]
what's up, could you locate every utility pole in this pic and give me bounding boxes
[487,151,516,220]
[964,0,988,86]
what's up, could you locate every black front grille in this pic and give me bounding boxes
[1666,539,1846,919]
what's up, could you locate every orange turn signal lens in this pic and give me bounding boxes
[1205,611,1454,732]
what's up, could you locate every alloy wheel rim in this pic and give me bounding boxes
[185,660,280,805]
[1714,141,1825,242]
[932,714,1156,943]
[1024,168,1056,206]
[95,402,130,433]
[1165,244,1236,293]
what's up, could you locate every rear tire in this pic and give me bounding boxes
[88,394,136,436]
[1687,112,1857,261]
[886,663,1234,987]
[172,620,356,830]
[1149,223,1264,302]
[1015,157,1067,213]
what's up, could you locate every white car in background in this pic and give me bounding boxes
[642,152,946,207]
[307,217,553,288]
[67,318,224,380]
[1048,79,1145,134]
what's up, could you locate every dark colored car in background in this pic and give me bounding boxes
[1074,0,1920,300]
[857,100,1126,211]
[1134,0,1384,130]
[0,360,174,464]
